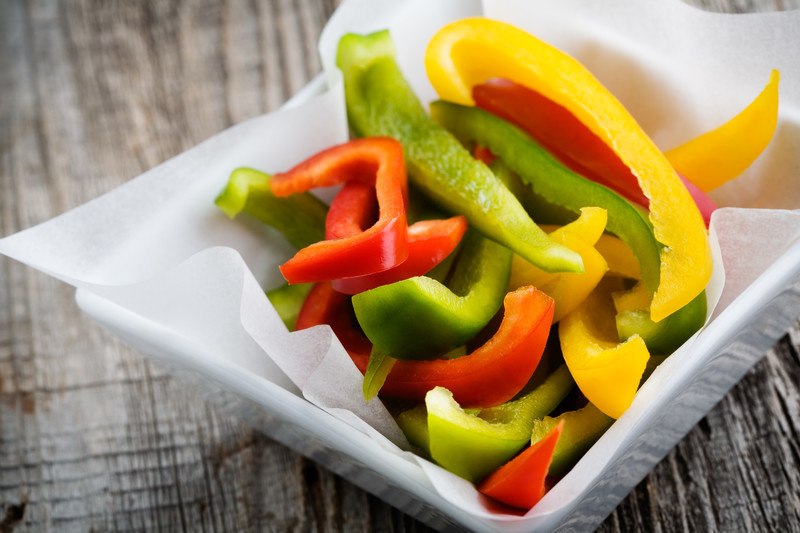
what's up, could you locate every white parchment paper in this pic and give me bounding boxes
[1,0,799,523]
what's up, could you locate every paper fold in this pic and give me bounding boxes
[2,0,799,524]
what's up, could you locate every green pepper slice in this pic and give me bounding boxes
[432,101,707,348]
[215,167,327,250]
[430,101,660,297]
[336,30,582,274]
[530,402,614,478]
[400,365,574,482]
[616,291,707,354]
[352,231,511,360]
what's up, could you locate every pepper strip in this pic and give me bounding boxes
[431,101,661,303]
[426,17,711,322]
[352,231,511,360]
[478,422,563,510]
[379,286,555,406]
[473,78,648,208]
[529,402,614,478]
[510,207,609,322]
[270,137,408,284]
[295,282,372,361]
[473,79,718,227]
[397,363,573,458]
[560,279,650,419]
[215,167,327,250]
[336,30,583,274]
[327,180,468,294]
[421,363,569,481]
[297,282,556,408]
[665,70,780,192]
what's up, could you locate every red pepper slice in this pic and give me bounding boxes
[473,78,648,207]
[326,179,468,294]
[473,79,718,226]
[295,283,554,408]
[377,286,553,407]
[271,137,409,283]
[478,421,564,510]
[295,282,372,360]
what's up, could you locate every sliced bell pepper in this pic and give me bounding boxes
[473,79,718,227]
[296,282,556,408]
[426,17,712,322]
[559,279,650,418]
[352,231,511,360]
[377,286,555,406]
[616,291,706,355]
[422,364,572,482]
[437,101,709,348]
[478,421,564,510]
[665,70,780,192]
[215,167,327,249]
[270,137,409,284]
[588,233,639,280]
[509,207,609,322]
[397,364,574,458]
[336,30,583,274]
[473,78,648,208]
[326,179,468,294]
[529,402,614,478]
[294,282,372,361]
[430,101,661,304]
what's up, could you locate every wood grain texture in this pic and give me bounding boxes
[0,0,797,532]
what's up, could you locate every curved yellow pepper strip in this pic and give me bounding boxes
[509,208,608,322]
[426,17,711,322]
[595,234,640,280]
[613,282,651,314]
[560,278,650,419]
[665,70,780,192]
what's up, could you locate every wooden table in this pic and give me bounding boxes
[1,1,798,531]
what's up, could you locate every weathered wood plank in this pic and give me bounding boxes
[0,1,798,532]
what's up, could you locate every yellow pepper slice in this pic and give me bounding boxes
[595,234,640,280]
[426,17,711,322]
[560,279,650,419]
[510,208,608,322]
[665,70,780,192]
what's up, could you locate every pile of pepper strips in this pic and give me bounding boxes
[216,18,779,511]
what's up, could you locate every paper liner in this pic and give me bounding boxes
[1,0,799,524]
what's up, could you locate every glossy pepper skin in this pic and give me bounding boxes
[326,179,468,295]
[396,365,573,457]
[665,70,780,192]
[417,365,573,482]
[478,421,564,510]
[560,279,650,419]
[270,137,409,284]
[530,402,614,478]
[336,30,583,275]
[297,282,556,408]
[473,79,649,208]
[426,17,712,322]
[431,101,661,303]
[377,286,555,406]
[215,167,327,250]
[473,79,718,227]
[434,102,707,349]
[352,231,511,360]
[509,207,609,322]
